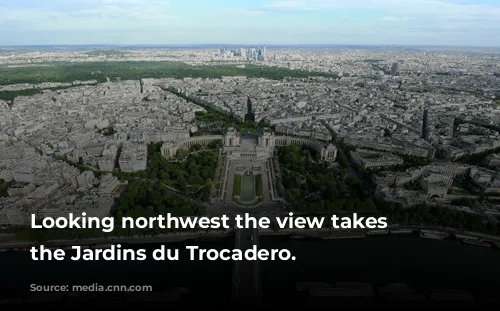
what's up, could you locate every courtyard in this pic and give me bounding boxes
[221,158,274,207]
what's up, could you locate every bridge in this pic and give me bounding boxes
[231,227,262,305]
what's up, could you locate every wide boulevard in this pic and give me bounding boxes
[231,227,262,305]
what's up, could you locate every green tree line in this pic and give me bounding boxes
[0,61,334,86]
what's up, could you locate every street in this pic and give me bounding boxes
[231,228,262,305]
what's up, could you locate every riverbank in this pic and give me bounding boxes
[1,225,500,251]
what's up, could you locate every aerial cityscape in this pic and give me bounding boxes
[1,45,500,232]
[0,43,500,304]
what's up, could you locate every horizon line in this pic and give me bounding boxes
[1,43,500,49]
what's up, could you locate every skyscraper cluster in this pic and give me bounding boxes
[219,46,267,61]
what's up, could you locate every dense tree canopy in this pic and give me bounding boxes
[116,179,206,219]
[114,143,218,202]
[0,179,9,197]
[278,145,376,215]
[0,61,333,86]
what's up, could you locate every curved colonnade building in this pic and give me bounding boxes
[160,128,337,162]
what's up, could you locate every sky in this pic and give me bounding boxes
[0,0,500,46]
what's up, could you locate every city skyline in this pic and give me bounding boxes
[1,0,500,47]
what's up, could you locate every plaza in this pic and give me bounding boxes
[214,127,336,208]
[222,138,275,207]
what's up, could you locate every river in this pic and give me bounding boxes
[1,235,500,302]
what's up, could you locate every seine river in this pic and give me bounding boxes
[2,235,500,302]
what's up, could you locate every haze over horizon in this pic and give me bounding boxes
[1,0,500,47]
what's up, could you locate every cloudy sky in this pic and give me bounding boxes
[1,0,499,46]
